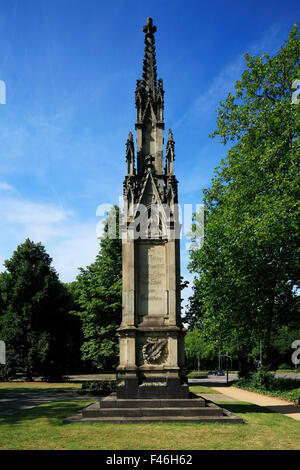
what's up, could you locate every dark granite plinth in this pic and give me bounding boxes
[116,375,189,399]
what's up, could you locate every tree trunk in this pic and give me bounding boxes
[263,303,274,366]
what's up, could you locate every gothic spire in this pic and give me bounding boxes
[142,17,158,95]
[134,18,165,176]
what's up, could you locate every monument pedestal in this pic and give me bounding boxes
[64,392,243,424]
[116,324,189,399]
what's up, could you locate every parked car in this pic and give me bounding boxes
[214,369,225,376]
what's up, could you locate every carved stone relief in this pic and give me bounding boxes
[142,337,168,364]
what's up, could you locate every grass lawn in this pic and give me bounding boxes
[0,382,299,450]
[189,385,221,394]
[0,398,299,450]
[0,382,82,394]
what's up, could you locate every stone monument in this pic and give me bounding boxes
[65,19,242,423]
[117,17,188,399]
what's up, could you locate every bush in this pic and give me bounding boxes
[0,364,15,382]
[79,380,117,395]
[283,389,300,404]
[277,363,293,371]
[235,368,300,404]
[249,366,275,390]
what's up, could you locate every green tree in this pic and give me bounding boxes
[72,206,122,371]
[188,25,300,372]
[0,239,73,381]
[184,328,209,370]
[270,325,300,367]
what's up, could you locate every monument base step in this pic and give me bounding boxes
[99,397,206,408]
[64,393,243,424]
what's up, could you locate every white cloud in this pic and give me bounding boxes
[0,181,14,191]
[49,223,99,282]
[2,199,71,225]
[0,195,99,282]
[0,198,73,243]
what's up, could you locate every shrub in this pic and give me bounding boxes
[277,363,293,371]
[284,389,300,404]
[235,368,300,404]
[80,379,117,395]
[249,366,275,390]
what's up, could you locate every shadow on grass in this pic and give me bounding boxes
[0,400,94,426]
[216,402,277,415]
[2,399,293,431]
[0,388,80,394]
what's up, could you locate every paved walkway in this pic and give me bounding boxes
[212,386,300,421]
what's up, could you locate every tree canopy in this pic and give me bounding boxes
[0,239,76,380]
[71,206,122,371]
[188,25,300,371]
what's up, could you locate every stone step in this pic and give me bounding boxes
[66,414,243,424]
[83,406,223,418]
[99,398,206,408]
[63,400,243,425]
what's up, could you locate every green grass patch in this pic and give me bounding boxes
[189,385,221,394]
[275,370,300,374]
[187,373,208,379]
[0,398,299,450]
[0,382,82,394]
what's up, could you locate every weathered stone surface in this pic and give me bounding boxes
[64,393,243,424]
[118,17,186,401]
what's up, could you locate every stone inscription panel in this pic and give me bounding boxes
[136,242,166,316]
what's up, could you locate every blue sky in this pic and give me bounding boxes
[0,0,299,306]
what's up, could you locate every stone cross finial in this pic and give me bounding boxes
[143,17,157,35]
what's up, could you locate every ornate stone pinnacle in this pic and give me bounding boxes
[128,131,133,141]
[144,154,155,172]
[143,17,157,35]
[142,17,157,94]
[168,129,174,141]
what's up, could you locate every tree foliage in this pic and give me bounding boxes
[188,25,300,370]
[0,239,75,380]
[72,206,122,371]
